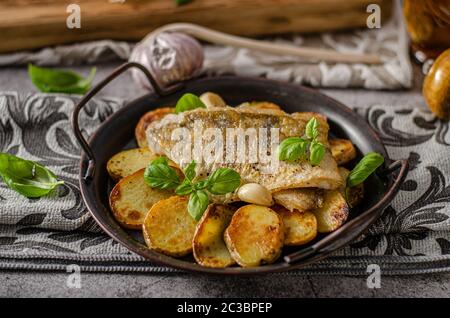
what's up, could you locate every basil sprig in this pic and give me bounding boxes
[144,157,180,190]
[309,140,326,166]
[175,93,206,114]
[0,153,64,198]
[28,64,96,94]
[277,137,308,162]
[347,152,384,187]
[144,158,240,221]
[277,117,326,166]
[206,168,241,195]
[187,190,209,221]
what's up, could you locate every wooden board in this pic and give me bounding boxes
[0,0,391,53]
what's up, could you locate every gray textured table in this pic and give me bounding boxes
[1,63,449,298]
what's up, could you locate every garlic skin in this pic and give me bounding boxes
[129,32,204,90]
[237,183,274,207]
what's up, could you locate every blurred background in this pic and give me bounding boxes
[0,0,393,53]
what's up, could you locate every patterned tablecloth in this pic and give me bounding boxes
[0,92,449,275]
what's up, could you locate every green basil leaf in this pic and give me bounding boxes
[305,117,319,140]
[183,160,197,181]
[207,168,241,195]
[0,153,64,198]
[194,179,210,190]
[277,137,308,162]
[175,0,192,5]
[28,64,96,95]
[347,152,384,187]
[175,179,194,195]
[151,157,169,166]
[309,141,326,166]
[175,93,206,114]
[144,163,180,190]
[188,190,209,221]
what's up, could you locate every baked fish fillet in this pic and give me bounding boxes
[146,107,343,192]
[273,188,324,211]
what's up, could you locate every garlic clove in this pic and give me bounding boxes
[237,183,274,207]
[129,32,204,91]
[200,92,227,109]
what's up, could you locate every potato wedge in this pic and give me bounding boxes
[109,169,173,229]
[135,107,174,148]
[338,167,364,207]
[272,206,317,246]
[313,190,349,233]
[143,196,196,257]
[330,139,357,165]
[193,204,236,268]
[272,188,323,212]
[224,205,284,267]
[107,148,156,181]
[200,92,226,109]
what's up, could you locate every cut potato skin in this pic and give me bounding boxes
[143,196,196,257]
[107,148,156,181]
[346,183,364,207]
[224,205,284,267]
[135,107,174,148]
[193,204,236,268]
[109,169,173,229]
[338,167,364,207]
[313,190,349,233]
[330,139,357,165]
[272,206,317,246]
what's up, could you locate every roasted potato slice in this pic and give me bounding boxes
[107,148,178,181]
[272,188,323,212]
[135,107,174,148]
[338,167,364,207]
[107,148,156,181]
[109,169,173,229]
[237,101,285,115]
[346,184,364,208]
[313,190,349,233]
[143,196,196,257]
[245,101,282,110]
[273,206,317,246]
[200,92,226,109]
[224,205,284,267]
[193,204,236,268]
[330,139,357,165]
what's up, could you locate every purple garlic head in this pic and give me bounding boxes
[129,32,204,90]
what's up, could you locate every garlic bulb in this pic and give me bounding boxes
[129,32,204,90]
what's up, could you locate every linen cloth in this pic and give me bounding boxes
[0,92,449,275]
[0,2,412,90]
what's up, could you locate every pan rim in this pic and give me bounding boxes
[77,75,401,275]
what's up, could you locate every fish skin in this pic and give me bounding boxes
[146,107,343,193]
[273,188,324,211]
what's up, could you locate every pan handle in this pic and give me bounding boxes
[284,159,409,264]
[71,62,182,181]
